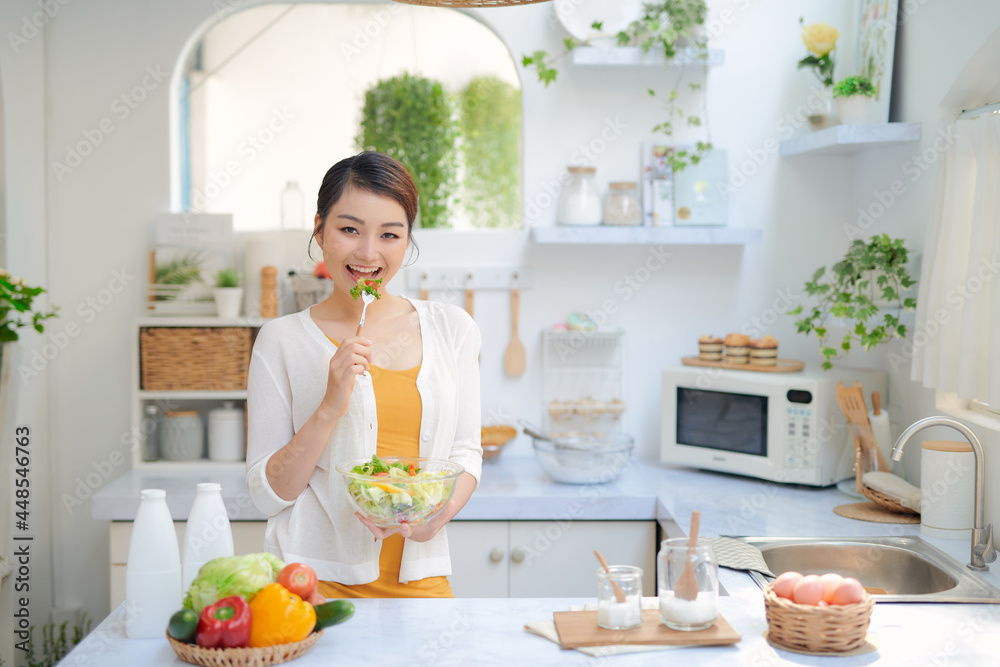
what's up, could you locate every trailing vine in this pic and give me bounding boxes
[523,1,712,172]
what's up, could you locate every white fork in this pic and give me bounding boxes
[356,289,375,336]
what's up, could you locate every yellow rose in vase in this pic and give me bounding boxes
[798,20,838,88]
[801,22,839,57]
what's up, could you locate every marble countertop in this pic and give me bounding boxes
[89,456,662,522]
[65,592,1000,666]
[83,456,1000,665]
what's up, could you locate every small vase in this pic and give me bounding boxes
[836,95,873,125]
[807,86,838,130]
[214,287,244,319]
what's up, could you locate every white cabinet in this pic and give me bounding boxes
[109,521,266,609]
[448,521,656,598]
[109,519,656,608]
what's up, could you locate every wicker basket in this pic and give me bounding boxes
[289,274,335,311]
[481,425,517,460]
[167,630,322,667]
[140,327,252,391]
[763,583,874,653]
[855,447,919,515]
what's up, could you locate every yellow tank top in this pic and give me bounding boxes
[317,336,453,599]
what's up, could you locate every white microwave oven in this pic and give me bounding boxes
[660,365,887,486]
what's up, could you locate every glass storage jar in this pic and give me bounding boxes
[657,538,719,631]
[160,410,204,461]
[558,166,602,225]
[603,182,641,226]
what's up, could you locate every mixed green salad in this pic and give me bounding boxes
[345,456,452,526]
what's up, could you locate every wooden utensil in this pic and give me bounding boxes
[418,272,429,301]
[836,382,888,474]
[464,274,474,317]
[674,511,701,601]
[872,390,882,416]
[503,279,526,376]
[594,550,626,603]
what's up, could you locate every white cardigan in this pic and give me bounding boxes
[245,298,482,584]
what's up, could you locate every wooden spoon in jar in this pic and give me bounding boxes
[594,550,626,603]
[674,511,701,601]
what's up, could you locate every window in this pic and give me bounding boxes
[179,3,522,231]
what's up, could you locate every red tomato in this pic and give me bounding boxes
[277,563,318,601]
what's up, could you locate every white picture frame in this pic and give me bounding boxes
[855,0,899,124]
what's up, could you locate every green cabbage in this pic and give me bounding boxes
[182,552,285,612]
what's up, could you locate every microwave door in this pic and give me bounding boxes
[676,387,768,457]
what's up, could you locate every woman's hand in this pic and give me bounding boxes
[354,501,456,543]
[319,336,372,418]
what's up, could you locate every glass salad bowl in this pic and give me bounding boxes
[336,457,465,528]
[530,432,634,484]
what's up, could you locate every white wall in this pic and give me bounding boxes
[2,0,999,637]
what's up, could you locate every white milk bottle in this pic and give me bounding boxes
[181,482,234,591]
[125,489,182,638]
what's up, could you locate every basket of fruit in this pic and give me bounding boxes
[764,572,874,653]
[166,554,354,666]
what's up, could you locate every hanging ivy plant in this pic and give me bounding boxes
[788,235,917,370]
[356,72,459,229]
[522,1,712,172]
[459,76,521,229]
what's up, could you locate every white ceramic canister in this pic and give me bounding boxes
[181,483,235,592]
[125,489,182,638]
[208,401,245,461]
[558,166,602,225]
[921,440,975,540]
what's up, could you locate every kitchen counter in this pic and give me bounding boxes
[86,457,1000,664]
[89,457,662,522]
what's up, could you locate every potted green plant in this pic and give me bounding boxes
[356,72,458,229]
[213,267,243,319]
[788,234,917,370]
[832,75,875,125]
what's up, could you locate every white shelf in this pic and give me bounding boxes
[138,316,275,327]
[780,122,921,156]
[571,46,724,67]
[531,226,761,245]
[132,460,246,472]
[139,390,247,400]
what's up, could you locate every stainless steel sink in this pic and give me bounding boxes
[739,536,1000,603]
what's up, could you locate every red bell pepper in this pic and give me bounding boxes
[196,595,252,648]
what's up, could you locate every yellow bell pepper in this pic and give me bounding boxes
[248,583,317,647]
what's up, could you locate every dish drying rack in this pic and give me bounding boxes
[541,329,626,436]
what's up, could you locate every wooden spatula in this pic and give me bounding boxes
[503,282,526,376]
[594,550,626,603]
[674,511,701,601]
[836,381,888,473]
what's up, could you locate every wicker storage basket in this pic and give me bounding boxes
[167,630,322,667]
[763,583,874,653]
[481,425,517,460]
[140,327,252,391]
[855,447,919,515]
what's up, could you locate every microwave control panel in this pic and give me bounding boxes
[784,407,816,468]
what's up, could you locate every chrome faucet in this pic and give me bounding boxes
[892,417,997,571]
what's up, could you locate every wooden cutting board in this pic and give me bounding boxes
[681,356,805,373]
[553,610,741,649]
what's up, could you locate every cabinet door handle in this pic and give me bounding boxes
[489,548,504,563]
[510,547,527,563]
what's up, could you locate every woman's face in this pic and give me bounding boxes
[314,186,409,298]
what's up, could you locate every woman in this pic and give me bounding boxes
[246,151,482,598]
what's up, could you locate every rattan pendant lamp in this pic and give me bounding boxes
[391,0,551,6]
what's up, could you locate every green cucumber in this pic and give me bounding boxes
[167,608,199,643]
[313,600,355,630]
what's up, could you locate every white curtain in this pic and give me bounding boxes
[911,114,1000,407]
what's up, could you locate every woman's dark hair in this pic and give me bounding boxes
[310,151,419,261]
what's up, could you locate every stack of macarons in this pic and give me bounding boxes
[724,333,752,364]
[749,335,779,366]
[698,335,724,361]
